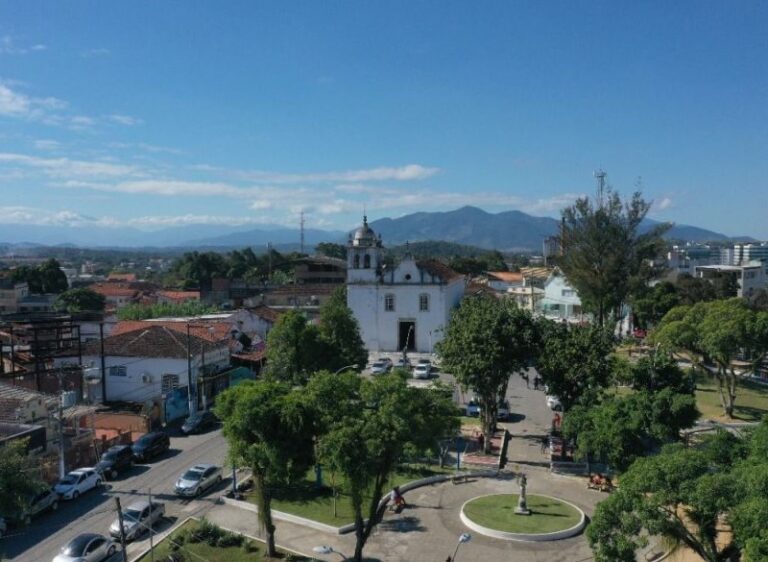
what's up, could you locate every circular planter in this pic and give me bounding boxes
[460,493,586,542]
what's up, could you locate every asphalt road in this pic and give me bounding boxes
[4,426,231,562]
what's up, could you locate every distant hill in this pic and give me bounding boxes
[0,206,750,251]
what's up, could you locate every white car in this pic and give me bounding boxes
[175,464,222,497]
[546,395,562,411]
[54,468,102,500]
[53,533,116,562]
[413,364,431,379]
[370,360,391,375]
[465,398,481,417]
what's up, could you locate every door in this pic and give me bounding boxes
[398,321,416,351]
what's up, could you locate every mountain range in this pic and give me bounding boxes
[0,207,754,252]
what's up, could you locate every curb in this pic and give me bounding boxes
[459,493,586,542]
[221,469,500,535]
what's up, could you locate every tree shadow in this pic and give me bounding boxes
[378,515,426,533]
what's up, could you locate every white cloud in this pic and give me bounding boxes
[0,36,47,55]
[656,197,673,211]
[0,153,139,178]
[0,206,112,226]
[33,139,62,150]
[250,200,273,210]
[200,163,440,184]
[80,48,110,58]
[107,114,143,126]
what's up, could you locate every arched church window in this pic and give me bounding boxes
[353,254,360,269]
[364,254,371,269]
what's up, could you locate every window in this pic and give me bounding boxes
[109,365,127,377]
[364,254,371,268]
[419,293,429,312]
[562,289,575,297]
[353,255,360,268]
[384,294,395,311]
[162,374,180,393]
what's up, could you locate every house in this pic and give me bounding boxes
[346,216,465,353]
[486,271,524,292]
[0,278,29,314]
[538,269,584,320]
[294,256,346,285]
[107,273,137,283]
[88,283,140,309]
[156,290,200,305]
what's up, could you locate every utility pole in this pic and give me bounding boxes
[56,369,66,479]
[594,169,607,208]
[114,497,129,562]
[99,322,106,403]
[186,323,195,417]
[148,488,155,562]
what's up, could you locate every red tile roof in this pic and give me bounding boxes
[111,320,234,343]
[89,283,138,298]
[107,273,137,282]
[488,271,524,283]
[248,304,282,323]
[415,260,463,282]
[157,290,200,301]
[83,325,225,359]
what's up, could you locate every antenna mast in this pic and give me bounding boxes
[594,169,607,207]
[300,211,305,254]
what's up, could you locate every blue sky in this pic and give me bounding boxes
[0,1,767,238]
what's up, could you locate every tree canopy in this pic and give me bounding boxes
[54,287,106,314]
[317,287,367,373]
[214,380,315,557]
[306,370,459,562]
[11,258,69,294]
[437,295,539,450]
[652,298,768,417]
[536,322,616,411]
[0,440,47,520]
[558,184,669,327]
[116,300,218,321]
[587,420,768,562]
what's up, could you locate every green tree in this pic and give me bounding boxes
[588,420,768,562]
[170,251,228,288]
[652,299,768,417]
[558,183,669,327]
[306,371,459,562]
[54,287,106,313]
[12,258,69,294]
[536,322,616,411]
[0,440,46,520]
[264,310,323,385]
[632,281,681,329]
[675,274,718,305]
[116,301,218,321]
[317,287,367,373]
[214,380,315,557]
[437,296,539,451]
[315,242,347,260]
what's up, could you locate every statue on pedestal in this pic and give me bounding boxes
[515,473,531,515]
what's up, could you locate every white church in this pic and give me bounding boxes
[346,217,466,353]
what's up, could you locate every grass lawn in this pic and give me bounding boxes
[461,415,481,430]
[252,464,454,527]
[694,372,768,422]
[463,494,582,534]
[136,519,308,561]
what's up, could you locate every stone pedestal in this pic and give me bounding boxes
[515,473,531,515]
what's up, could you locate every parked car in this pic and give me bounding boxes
[174,464,222,497]
[109,500,165,542]
[15,488,59,524]
[370,360,392,375]
[95,445,134,480]
[53,533,116,562]
[413,363,431,379]
[546,395,562,411]
[181,411,217,435]
[131,431,170,462]
[54,469,102,500]
[394,357,412,370]
[465,398,480,417]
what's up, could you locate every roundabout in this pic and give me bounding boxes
[460,493,586,542]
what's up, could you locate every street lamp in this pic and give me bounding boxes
[450,532,472,562]
[312,545,345,560]
[334,364,359,375]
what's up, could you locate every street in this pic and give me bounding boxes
[5,426,230,562]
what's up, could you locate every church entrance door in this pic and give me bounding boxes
[398,321,416,352]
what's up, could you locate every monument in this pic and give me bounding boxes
[514,473,531,515]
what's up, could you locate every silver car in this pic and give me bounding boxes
[174,464,222,497]
[109,500,165,542]
[52,533,116,562]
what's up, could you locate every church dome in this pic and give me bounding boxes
[352,216,378,247]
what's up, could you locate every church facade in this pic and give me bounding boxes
[346,217,465,353]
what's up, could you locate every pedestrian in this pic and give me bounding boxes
[390,486,406,509]
[522,373,530,388]
[540,435,548,454]
[477,432,485,452]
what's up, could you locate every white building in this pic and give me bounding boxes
[538,269,584,320]
[694,264,765,298]
[346,217,465,353]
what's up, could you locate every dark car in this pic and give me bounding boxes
[95,445,134,479]
[181,411,217,435]
[131,432,170,462]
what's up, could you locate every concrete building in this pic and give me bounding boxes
[694,264,765,298]
[538,269,584,320]
[0,278,29,314]
[346,217,465,353]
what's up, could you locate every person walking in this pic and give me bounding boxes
[540,435,549,454]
